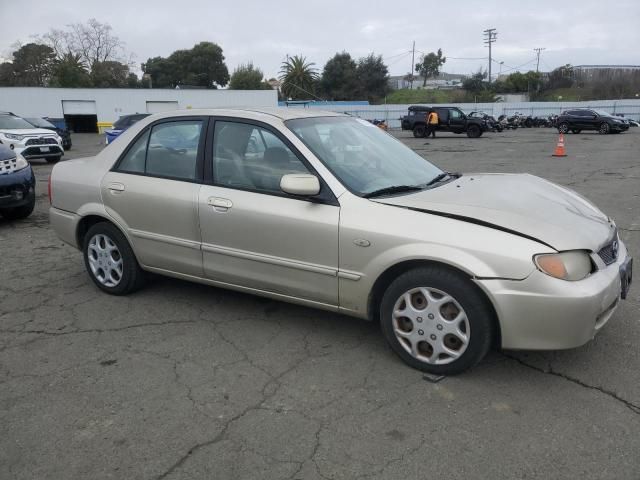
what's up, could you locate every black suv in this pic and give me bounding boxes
[0,143,36,220]
[401,106,488,138]
[25,117,72,150]
[557,109,630,135]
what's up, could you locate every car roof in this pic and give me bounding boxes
[142,107,345,123]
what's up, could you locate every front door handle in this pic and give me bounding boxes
[108,182,125,192]
[208,197,233,212]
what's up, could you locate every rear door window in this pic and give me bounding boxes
[146,121,203,180]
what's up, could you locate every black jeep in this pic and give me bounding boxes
[401,105,488,138]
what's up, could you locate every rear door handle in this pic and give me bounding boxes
[108,182,125,192]
[207,197,233,212]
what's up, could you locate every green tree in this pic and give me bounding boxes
[142,42,229,89]
[279,55,318,100]
[90,61,130,87]
[11,43,56,86]
[141,56,177,88]
[502,71,542,93]
[0,63,15,86]
[462,70,487,93]
[181,42,229,88]
[50,53,92,87]
[415,48,446,87]
[547,64,574,89]
[229,62,265,90]
[126,73,139,88]
[320,52,359,100]
[357,53,389,103]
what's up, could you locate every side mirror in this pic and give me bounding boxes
[280,174,320,196]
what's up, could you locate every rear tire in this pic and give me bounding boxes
[83,222,146,295]
[380,266,495,375]
[413,124,426,138]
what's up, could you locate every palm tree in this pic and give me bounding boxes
[278,55,318,100]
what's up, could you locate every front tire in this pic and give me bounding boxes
[558,122,570,134]
[599,123,610,134]
[380,266,495,375]
[413,124,426,138]
[466,124,481,138]
[83,222,145,295]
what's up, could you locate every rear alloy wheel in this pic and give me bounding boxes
[466,124,481,138]
[413,124,426,138]
[599,123,610,134]
[83,222,145,295]
[380,267,495,375]
[558,122,570,134]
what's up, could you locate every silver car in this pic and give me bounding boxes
[49,108,633,374]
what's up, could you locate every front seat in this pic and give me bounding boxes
[254,147,290,190]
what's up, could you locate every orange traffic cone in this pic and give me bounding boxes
[552,133,567,157]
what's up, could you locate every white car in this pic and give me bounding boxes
[0,113,64,163]
[49,108,632,374]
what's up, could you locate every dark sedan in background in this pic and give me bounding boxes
[557,109,630,134]
[0,143,35,220]
[105,113,150,144]
[25,117,72,150]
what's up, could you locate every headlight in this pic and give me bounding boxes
[534,251,593,281]
[15,154,29,171]
[5,133,25,141]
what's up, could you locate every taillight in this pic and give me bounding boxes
[48,174,52,205]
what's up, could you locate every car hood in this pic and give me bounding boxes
[0,128,57,136]
[374,173,615,251]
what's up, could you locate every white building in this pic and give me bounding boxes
[0,87,278,132]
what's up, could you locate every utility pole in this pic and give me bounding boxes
[410,40,415,89]
[534,47,546,73]
[483,28,497,82]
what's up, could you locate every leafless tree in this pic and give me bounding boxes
[40,19,130,69]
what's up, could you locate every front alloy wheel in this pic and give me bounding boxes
[558,122,570,134]
[392,287,470,365]
[599,123,610,134]
[380,267,495,375]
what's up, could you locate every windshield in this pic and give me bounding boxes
[26,117,55,128]
[285,116,442,196]
[0,115,36,130]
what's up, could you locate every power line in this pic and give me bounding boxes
[383,50,412,61]
[498,58,538,74]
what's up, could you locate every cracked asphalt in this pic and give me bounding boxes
[1,128,639,479]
